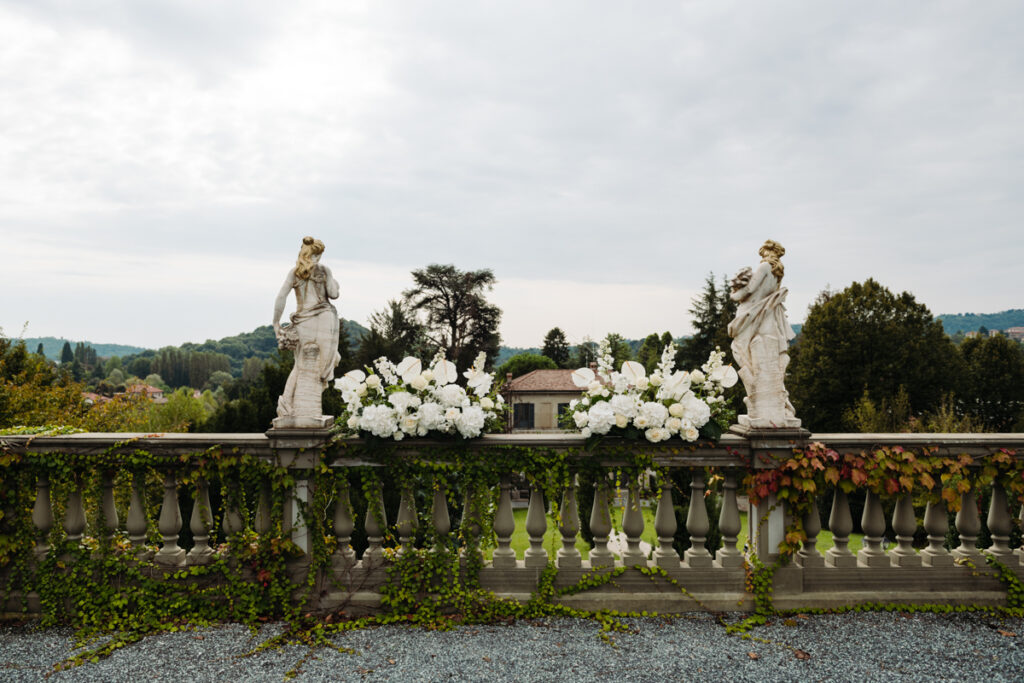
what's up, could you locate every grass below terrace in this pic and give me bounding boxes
[490,508,864,561]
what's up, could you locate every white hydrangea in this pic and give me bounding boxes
[637,401,668,428]
[388,391,420,414]
[587,401,615,434]
[455,405,486,438]
[435,384,469,408]
[358,405,398,438]
[418,402,445,431]
[609,394,638,419]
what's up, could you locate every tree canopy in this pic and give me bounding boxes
[788,279,961,432]
[403,264,502,372]
[496,353,557,383]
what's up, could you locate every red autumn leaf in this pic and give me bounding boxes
[885,478,901,495]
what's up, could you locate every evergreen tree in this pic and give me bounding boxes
[958,334,1024,431]
[35,343,45,357]
[603,333,633,368]
[403,264,502,372]
[60,341,74,365]
[496,353,557,383]
[335,319,356,376]
[357,299,425,368]
[677,273,736,371]
[541,327,571,368]
[572,337,598,368]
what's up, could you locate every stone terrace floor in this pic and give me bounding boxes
[2,612,1023,682]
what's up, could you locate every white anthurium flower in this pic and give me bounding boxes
[433,360,458,385]
[397,357,422,383]
[660,371,690,398]
[711,365,739,388]
[620,361,646,385]
[336,369,366,391]
[571,367,595,388]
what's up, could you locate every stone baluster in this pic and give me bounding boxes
[890,494,921,567]
[32,474,53,559]
[396,486,417,556]
[461,489,483,563]
[63,475,86,546]
[222,483,245,539]
[255,481,272,536]
[524,485,548,568]
[621,481,646,567]
[557,475,582,568]
[99,470,119,544]
[186,478,215,565]
[363,485,387,567]
[715,473,744,568]
[654,476,680,569]
[588,476,614,568]
[431,480,451,553]
[1017,504,1024,567]
[825,488,856,567]
[857,491,887,567]
[985,482,1013,560]
[953,490,984,563]
[155,472,185,566]
[796,498,824,568]
[331,478,356,570]
[492,476,517,568]
[683,471,712,568]
[921,499,953,566]
[126,471,149,555]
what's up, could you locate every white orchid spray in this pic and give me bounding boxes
[565,343,737,444]
[335,352,506,441]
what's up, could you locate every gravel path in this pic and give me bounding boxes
[2,612,1023,682]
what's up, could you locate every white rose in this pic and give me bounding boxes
[666,417,682,433]
[634,414,649,428]
[401,415,418,433]
[346,415,359,430]
[649,373,663,387]
[365,374,382,390]
[581,397,590,406]
[480,397,494,410]
[683,426,699,441]
[574,411,589,428]
[393,431,405,441]
[444,407,461,422]
[635,376,649,391]
[690,370,705,384]
[356,384,368,397]
[581,427,592,438]
[615,414,629,429]
[410,375,429,391]
[669,403,685,418]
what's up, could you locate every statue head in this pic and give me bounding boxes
[758,239,785,280]
[295,236,325,280]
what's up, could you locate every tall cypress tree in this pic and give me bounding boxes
[60,341,74,365]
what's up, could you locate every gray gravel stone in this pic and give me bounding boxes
[1,612,1022,682]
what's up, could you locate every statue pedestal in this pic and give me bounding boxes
[271,415,334,430]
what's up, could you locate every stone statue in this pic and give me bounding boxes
[727,239,801,429]
[271,236,341,429]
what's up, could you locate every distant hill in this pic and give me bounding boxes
[23,337,150,361]
[936,309,1024,335]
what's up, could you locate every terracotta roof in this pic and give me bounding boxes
[506,369,580,393]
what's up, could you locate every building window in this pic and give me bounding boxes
[557,403,570,425]
[513,403,535,429]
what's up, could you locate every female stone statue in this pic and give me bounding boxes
[272,236,341,425]
[727,239,800,429]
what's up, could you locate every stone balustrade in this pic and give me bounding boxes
[2,430,1024,615]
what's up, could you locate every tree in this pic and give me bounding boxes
[635,333,665,373]
[35,343,44,357]
[403,264,502,372]
[957,334,1024,431]
[677,273,737,371]
[571,336,598,369]
[60,341,73,365]
[335,319,355,376]
[356,299,425,368]
[496,353,557,383]
[541,328,571,368]
[788,279,961,432]
[603,333,633,369]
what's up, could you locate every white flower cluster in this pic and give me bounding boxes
[567,343,738,444]
[335,352,504,440]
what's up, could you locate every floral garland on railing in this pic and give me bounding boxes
[334,351,506,440]
[565,340,737,443]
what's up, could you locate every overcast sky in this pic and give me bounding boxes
[2,1,1022,351]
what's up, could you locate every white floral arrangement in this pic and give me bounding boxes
[334,351,505,440]
[566,339,738,443]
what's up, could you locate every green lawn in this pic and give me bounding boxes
[492,508,864,561]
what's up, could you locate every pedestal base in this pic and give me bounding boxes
[271,415,334,430]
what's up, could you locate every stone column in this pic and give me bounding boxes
[684,471,713,568]
[492,476,516,568]
[557,476,582,569]
[524,485,549,568]
[588,476,614,568]
[654,477,680,569]
[825,488,856,568]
